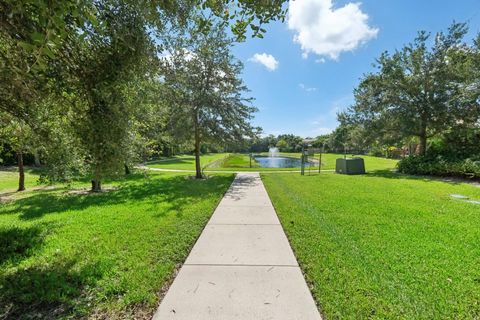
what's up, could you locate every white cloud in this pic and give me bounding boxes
[299,83,318,92]
[288,0,379,60]
[249,53,279,71]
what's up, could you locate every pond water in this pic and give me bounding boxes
[254,156,314,168]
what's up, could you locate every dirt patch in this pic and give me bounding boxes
[0,185,57,203]
[65,187,118,196]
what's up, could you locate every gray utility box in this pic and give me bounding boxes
[336,158,366,175]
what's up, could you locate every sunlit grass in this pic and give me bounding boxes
[146,153,229,170]
[262,171,480,319]
[0,168,42,192]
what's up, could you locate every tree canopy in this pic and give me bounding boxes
[344,22,480,155]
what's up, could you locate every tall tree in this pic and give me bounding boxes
[0,113,34,191]
[69,1,158,191]
[163,23,257,178]
[347,23,480,155]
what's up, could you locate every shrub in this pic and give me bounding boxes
[397,156,480,179]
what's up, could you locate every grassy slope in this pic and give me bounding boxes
[0,171,234,319]
[262,171,480,319]
[146,153,229,170]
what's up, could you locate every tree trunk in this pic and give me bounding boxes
[194,110,202,179]
[124,163,130,175]
[91,179,102,192]
[17,150,25,191]
[418,135,427,156]
[34,149,41,167]
[91,168,102,192]
[418,114,428,156]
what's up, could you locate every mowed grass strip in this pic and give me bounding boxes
[0,171,234,319]
[262,171,480,319]
[146,153,229,170]
[215,154,258,168]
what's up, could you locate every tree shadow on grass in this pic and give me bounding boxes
[0,258,105,320]
[0,224,52,265]
[0,174,234,220]
[0,173,235,319]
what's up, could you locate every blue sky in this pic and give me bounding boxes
[232,0,480,138]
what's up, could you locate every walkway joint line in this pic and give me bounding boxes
[153,172,322,320]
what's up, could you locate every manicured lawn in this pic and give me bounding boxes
[211,153,259,168]
[0,168,42,192]
[262,171,480,319]
[0,171,234,319]
[146,153,229,170]
[147,153,398,172]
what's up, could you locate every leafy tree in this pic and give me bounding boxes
[1,0,288,188]
[0,114,34,191]
[276,139,288,151]
[162,23,257,178]
[276,134,303,152]
[67,2,158,191]
[347,22,480,155]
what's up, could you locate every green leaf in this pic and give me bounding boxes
[42,46,56,59]
[31,32,45,44]
[18,41,35,51]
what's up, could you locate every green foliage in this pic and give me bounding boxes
[262,172,480,319]
[276,139,288,151]
[274,134,303,152]
[162,22,257,177]
[397,155,480,179]
[1,0,287,187]
[346,22,480,155]
[430,127,480,161]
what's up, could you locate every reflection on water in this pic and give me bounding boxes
[254,156,314,168]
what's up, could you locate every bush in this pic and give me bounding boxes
[397,155,480,179]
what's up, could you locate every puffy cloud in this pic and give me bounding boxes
[248,53,279,71]
[288,0,379,60]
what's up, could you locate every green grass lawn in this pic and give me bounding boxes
[147,153,398,172]
[262,171,480,319]
[0,168,42,192]
[146,153,229,170]
[0,171,234,319]
[211,154,259,168]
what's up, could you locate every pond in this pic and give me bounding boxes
[254,156,314,168]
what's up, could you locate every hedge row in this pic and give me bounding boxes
[397,156,480,179]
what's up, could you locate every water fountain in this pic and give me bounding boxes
[268,147,279,157]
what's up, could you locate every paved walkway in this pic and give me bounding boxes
[153,173,321,320]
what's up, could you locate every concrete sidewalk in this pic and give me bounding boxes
[153,173,321,320]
